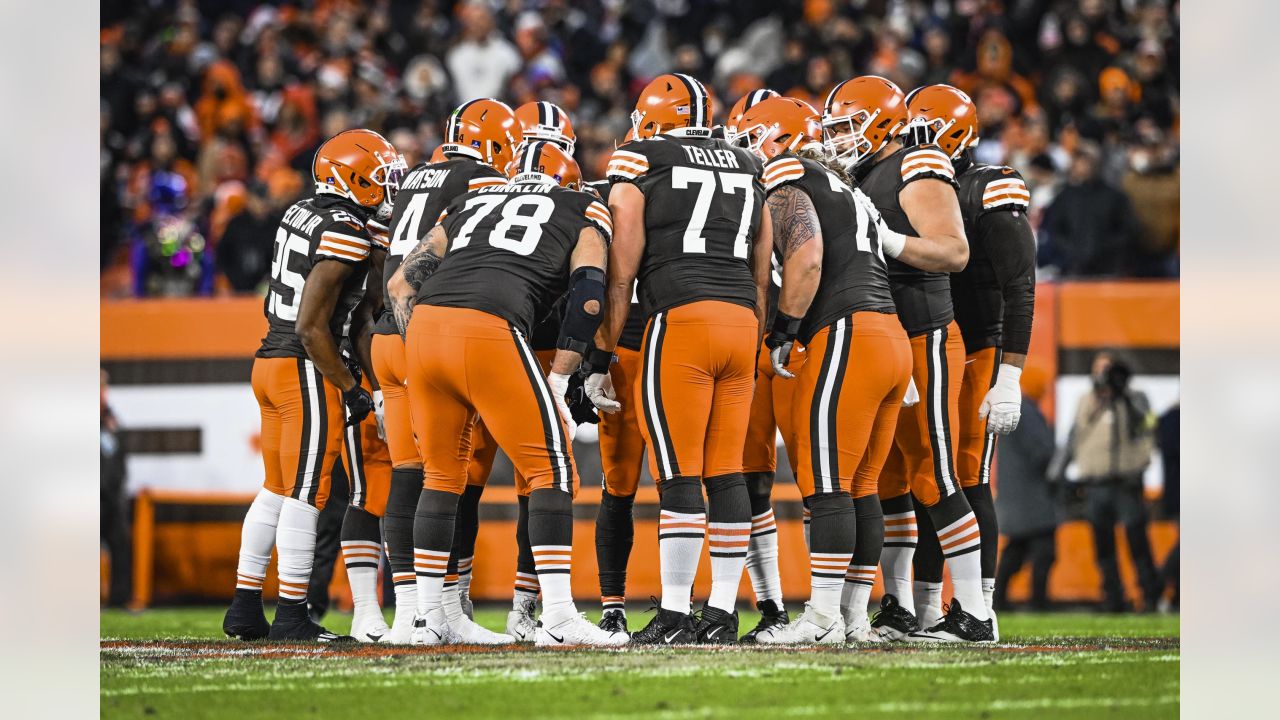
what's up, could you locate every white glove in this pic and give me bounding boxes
[853,189,904,258]
[979,364,1022,435]
[902,376,920,407]
[372,389,386,440]
[769,340,795,379]
[585,371,622,413]
[546,372,577,441]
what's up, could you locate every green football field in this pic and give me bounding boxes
[101,606,1178,719]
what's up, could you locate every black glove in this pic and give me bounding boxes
[343,383,375,426]
[564,372,600,425]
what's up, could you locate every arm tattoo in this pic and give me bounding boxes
[766,185,820,260]
[392,243,442,339]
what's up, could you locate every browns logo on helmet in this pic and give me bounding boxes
[442,98,523,170]
[904,84,979,160]
[630,73,713,139]
[515,101,576,155]
[735,96,823,161]
[508,140,581,189]
[821,75,908,171]
[312,129,406,208]
[724,88,780,146]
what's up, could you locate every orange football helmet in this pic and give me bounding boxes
[312,129,406,208]
[821,75,908,170]
[509,140,581,189]
[904,84,979,159]
[515,101,576,154]
[735,96,823,161]
[630,73,712,139]
[441,98,522,170]
[724,89,779,145]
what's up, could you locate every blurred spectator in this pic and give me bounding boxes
[101,370,131,607]
[217,183,276,293]
[1156,401,1179,611]
[100,0,1180,295]
[1055,352,1161,612]
[1040,142,1140,277]
[993,367,1058,611]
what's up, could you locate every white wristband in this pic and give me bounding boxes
[994,363,1022,390]
[880,227,905,259]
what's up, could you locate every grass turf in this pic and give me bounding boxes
[102,606,1178,719]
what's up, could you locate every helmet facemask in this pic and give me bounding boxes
[822,107,879,172]
[905,116,977,160]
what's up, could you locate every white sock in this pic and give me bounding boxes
[532,544,575,618]
[275,497,320,603]
[913,580,944,628]
[881,508,918,609]
[442,578,464,624]
[708,520,750,612]
[658,510,705,614]
[937,512,988,621]
[458,556,474,603]
[983,577,996,614]
[841,564,876,625]
[513,582,539,610]
[810,552,853,618]
[393,581,417,621]
[342,539,383,621]
[413,548,449,615]
[746,510,783,604]
[235,488,283,591]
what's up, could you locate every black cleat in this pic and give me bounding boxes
[598,608,629,636]
[905,599,995,643]
[740,599,789,644]
[870,593,919,642]
[268,602,356,643]
[630,601,697,645]
[693,605,739,644]
[223,589,270,641]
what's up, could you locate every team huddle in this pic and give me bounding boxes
[223,71,1036,648]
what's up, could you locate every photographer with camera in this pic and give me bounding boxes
[1055,352,1161,612]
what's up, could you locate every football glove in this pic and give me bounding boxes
[343,383,375,427]
[765,312,801,379]
[546,372,578,441]
[581,347,621,414]
[853,189,904,259]
[565,373,601,425]
[903,376,920,407]
[979,364,1022,434]
[372,389,386,440]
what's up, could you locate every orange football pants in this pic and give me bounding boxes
[880,320,966,507]
[743,335,806,475]
[252,356,343,509]
[371,333,421,469]
[599,346,647,497]
[957,346,1000,489]
[792,312,912,498]
[406,306,578,495]
[635,300,758,482]
[468,349,557,496]
[340,373,393,516]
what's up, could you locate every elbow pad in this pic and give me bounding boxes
[557,266,606,355]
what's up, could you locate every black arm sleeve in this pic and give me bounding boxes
[978,210,1037,356]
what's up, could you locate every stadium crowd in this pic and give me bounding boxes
[100,0,1180,297]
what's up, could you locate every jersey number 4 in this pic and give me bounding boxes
[267,227,309,321]
[672,167,754,259]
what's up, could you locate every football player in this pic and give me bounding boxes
[731,97,912,643]
[371,99,513,643]
[387,141,626,647]
[222,129,404,642]
[904,85,1035,641]
[823,76,992,642]
[724,88,799,641]
[585,73,773,644]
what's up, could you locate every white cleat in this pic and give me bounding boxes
[506,597,539,643]
[536,612,629,648]
[409,608,457,646]
[385,602,418,645]
[989,607,1000,642]
[449,614,515,645]
[461,593,475,620]
[843,618,883,643]
[350,612,391,643]
[755,604,845,645]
